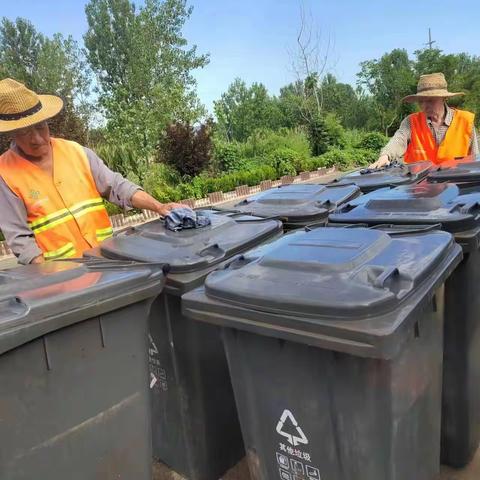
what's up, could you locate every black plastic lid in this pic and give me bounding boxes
[0,259,165,354]
[329,183,480,233]
[230,183,360,225]
[428,157,480,183]
[99,210,282,273]
[332,161,431,192]
[182,227,461,358]
[204,227,452,318]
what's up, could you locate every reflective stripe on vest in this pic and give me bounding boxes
[96,226,114,242]
[0,138,113,259]
[28,197,105,233]
[404,109,474,165]
[44,242,76,260]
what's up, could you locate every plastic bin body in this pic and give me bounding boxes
[95,210,283,480]
[330,182,480,467]
[332,161,430,193]
[182,227,461,480]
[0,260,165,480]
[227,183,360,230]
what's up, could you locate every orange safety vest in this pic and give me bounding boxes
[404,109,474,165]
[0,138,113,260]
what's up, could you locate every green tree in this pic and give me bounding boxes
[84,0,209,156]
[414,48,480,125]
[358,49,416,135]
[214,78,284,141]
[0,17,92,147]
[278,80,308,128]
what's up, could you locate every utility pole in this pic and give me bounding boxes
[425,28,436,49]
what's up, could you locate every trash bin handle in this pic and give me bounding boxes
[234,216,286,223]
[55,257,171,274]
[458,201,480,215]
[198,243,226,260]
[0,296,29,321]
[370,224,442,235]
[374,266,399,288]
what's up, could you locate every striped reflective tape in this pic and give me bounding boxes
[29,208,74,233]
[44,242,76,260]
[70,198,106,219]
[96,226,114,242]
[29,198,107,233]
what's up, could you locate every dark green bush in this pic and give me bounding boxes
[356,132,389,152]
[213,141,247,171]
[150,165,278,203]
[266,147,301,176]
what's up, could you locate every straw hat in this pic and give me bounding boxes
[402,73,464,103]
[0,78,63,133]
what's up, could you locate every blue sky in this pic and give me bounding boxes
[1,0,478,113]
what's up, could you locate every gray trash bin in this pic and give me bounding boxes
[89,210,283,480]
[330,182,480,467]
[182,227,461,480]
[226,183,360,230]
[0,259,165,480]
[332,161,430,193]
[427,156,480,190]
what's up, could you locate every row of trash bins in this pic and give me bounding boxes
[2,157,480,480]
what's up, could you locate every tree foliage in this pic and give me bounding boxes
[84,0,209,155]
[161,120,213,177]
[358,49,416,135]
[214,78,284,142]
[0,17,92,148]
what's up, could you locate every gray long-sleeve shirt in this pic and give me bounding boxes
[0,145,141,264]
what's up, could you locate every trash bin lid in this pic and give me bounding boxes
[332,161,431,192]
[427,156,480,184]
[231,183,360,224]
[183,227,461,358]
[329,182,480,234]
[99,210,282,273]
[0,259,165,355]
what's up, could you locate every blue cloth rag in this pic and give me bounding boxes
[165,208,211,232]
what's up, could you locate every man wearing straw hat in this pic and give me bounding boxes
[0,78,183,264]
[371,72,478,168]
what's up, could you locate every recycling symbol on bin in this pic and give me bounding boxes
[276,409,309,446]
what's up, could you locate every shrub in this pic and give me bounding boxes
[356,132,389,152]
[142,163,182,195]
[242,127,311,160]
[151,165,278,203]
[317,147,378,170]
[324,113,346,149]
[161,120,213,177]
[266,147,300,176]
[213,140,247,172]
[307,115,330,156]
[96,142,147,182]
[343,129,364,149]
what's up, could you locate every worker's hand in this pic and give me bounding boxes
[130,191,190,217]
[369,155,390,170]
[30,254,45,264]
[155,202,187,217]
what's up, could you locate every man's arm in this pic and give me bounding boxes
[470,127,479,156]
[370,117,412,168]
[85,147,183,215]
[0,177,43,264]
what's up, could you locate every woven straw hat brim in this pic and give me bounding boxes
[0,94,63,133]
[403,90,465,103]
